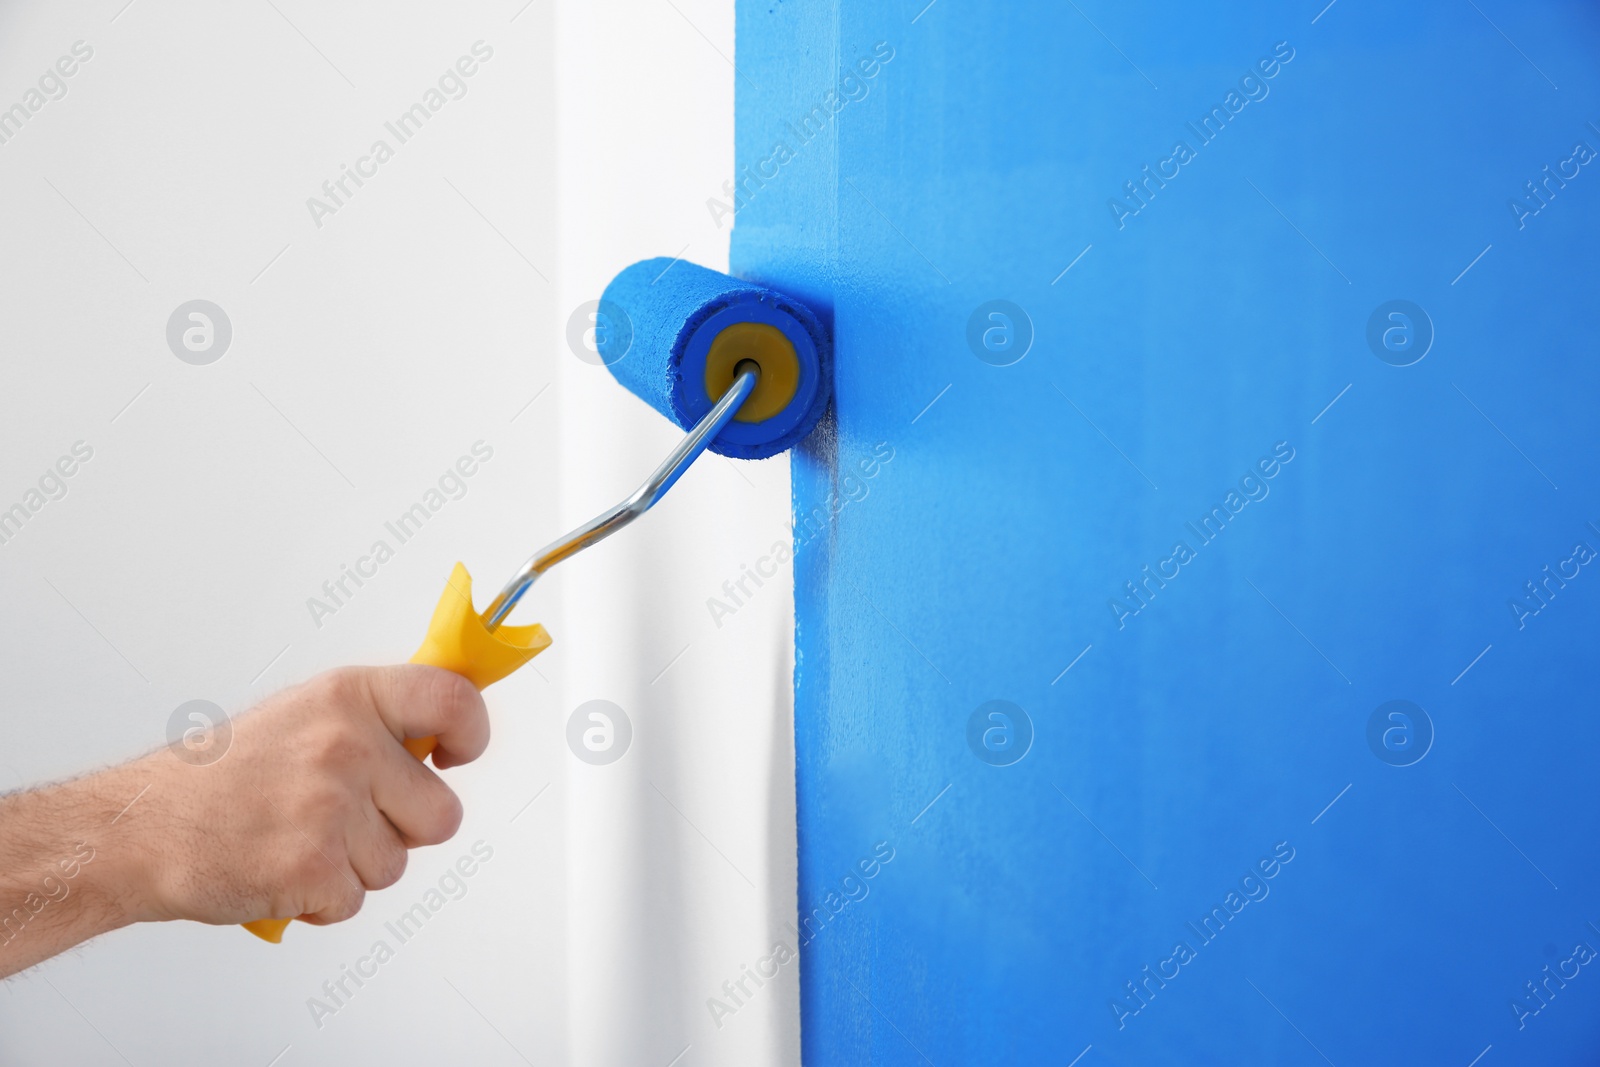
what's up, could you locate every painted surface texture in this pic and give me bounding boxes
[731,1,1600,1063]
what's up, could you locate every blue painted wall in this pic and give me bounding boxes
[732,2,1600,1063]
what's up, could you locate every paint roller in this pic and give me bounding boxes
[243,258,830,942]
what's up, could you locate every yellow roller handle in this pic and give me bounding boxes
[241,563,551,944]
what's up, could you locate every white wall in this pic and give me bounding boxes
[554,2,800,1066]
[0,1,797,1063]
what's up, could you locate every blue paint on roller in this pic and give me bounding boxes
[598,258,831,459]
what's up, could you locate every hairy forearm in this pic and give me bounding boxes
[0,761,155,979]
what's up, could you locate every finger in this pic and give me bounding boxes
[344,801,412,890]
[298,886,365,926]
[364,664,490,768]
[370,743,465,848]
[292,849,367,926]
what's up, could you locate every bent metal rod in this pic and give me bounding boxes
[478,362,760,632]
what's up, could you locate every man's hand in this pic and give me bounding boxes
[0,665,487,978]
